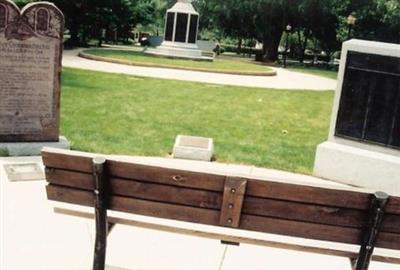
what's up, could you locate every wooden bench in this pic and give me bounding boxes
[42,147,400,270]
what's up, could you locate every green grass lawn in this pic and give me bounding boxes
[288,65,338,80]
[82,49,274,74]
[61,67,333,174]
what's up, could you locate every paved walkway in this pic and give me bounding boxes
[62,49,337,91]
[1,155,398,270]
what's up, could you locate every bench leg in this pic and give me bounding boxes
[349,258,357,270]
[92,157,108,270]
[354,192,389,270]
[108,222,116,235]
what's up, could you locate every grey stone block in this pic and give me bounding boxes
[0,136,70,156]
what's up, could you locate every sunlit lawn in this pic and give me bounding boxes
[288,65,338,80]
[82,49,274,74]
[61,67,333,174]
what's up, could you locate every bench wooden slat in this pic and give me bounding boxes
[42,150,93,173]
[42,150,225,190]
[42,149,400,215]
[46,184,400,250]
[46,168,222,209]
[45,168,400,234]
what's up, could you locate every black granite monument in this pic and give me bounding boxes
[336,51,400,149]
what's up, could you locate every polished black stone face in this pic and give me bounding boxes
[165,12,175,41]
[335,51,400,149]
[188,15,198,44]
[174,13,188,42]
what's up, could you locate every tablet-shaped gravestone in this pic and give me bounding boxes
[314,40,400,193]
[0,0,64,142]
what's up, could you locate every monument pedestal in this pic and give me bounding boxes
[145,42,212,61]
[314,141,400,194]
[0,136,70,156]
[144,0,213,61]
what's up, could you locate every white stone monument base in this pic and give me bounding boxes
[173,135,214,161]
[145,42,213,61]
[314,141,400,195]
[0,136,70,156]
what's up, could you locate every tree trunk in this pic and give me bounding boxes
[263,35,281,62]
[237,38,242,55]
[262,39,267,57]
[297,30,302,62]
[300,29,309,64]
[69,21,80,46]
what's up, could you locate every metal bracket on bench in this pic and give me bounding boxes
[92,157,108,270]
[353,191,389,270]
[219,176,247,228]
[221,240,240,246]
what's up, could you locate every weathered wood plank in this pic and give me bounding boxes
[239,214,360,247]
[243,197,365,228]
[45,168,94,188]
[45,169,400,233]
[247,180,371,211]
[42,149,400,215]
[244,199,399,235]
[46,169,222,209]
[42,150,93,173]
[46,184,94,207]
[110,195,220,225]
[112,178,222,209]
[387,196,400,215]
[382,214,400,234]
[43,149,226,191]
[108,160,226,191]
[46,184,400,250]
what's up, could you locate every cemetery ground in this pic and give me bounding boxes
[80,48,276,76]
[60,67,333,175]
[287,64,338,80]
[63,48,337,90]
[80,47,339,80]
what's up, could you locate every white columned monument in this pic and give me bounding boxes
[145,0,212,61]
[314,40,400,194]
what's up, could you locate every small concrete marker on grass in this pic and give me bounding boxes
[4,163,44,182]
[173,135,214,161]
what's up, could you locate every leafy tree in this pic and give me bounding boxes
[13,0,32,7]
[14,0,160,46]
[13,0,400,58]
[251,0,299,61]
[294,0,339,62]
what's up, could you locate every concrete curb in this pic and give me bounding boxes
[78,52,278,77]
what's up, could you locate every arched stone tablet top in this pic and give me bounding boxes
[0,4,6,28]
[22,2,64,39]
[0,0,63,39]
[0,0,19,31]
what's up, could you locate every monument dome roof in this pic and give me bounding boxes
[167,0,198,15]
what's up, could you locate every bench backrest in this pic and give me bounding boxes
[42,148,400,251]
